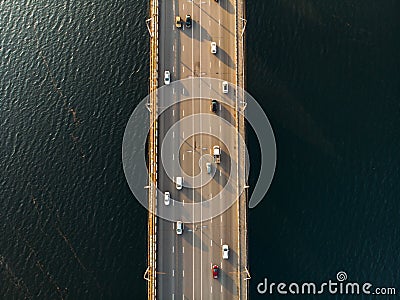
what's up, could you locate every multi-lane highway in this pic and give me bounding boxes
[154,0,245,299]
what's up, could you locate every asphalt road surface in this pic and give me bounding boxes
[156,0,240,299]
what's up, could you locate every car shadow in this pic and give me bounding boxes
[220,0,235,14]
[216,46,235,69]
[219,266,237,292]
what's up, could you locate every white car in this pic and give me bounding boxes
[211,42,217,54]
[176,176,183,190]
[222,244,229,259]
[176,221,183,235]
[164,70,170,85]
[222,81,228,94]
[164,191,170,205]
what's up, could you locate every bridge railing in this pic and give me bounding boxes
[146,0,159,299]
[236,0,249,299]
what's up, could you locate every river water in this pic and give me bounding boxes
[0,0,399,299]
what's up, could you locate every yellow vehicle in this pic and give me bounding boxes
[175,16,182,28]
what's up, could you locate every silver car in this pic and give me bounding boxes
[206,162,212,174]
[222,81,228,94]
[176,221,183,235]
[164,191,170,205]
[176,176,183,190]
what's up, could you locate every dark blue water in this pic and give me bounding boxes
[247,0,400,299]
[1,0,399,299]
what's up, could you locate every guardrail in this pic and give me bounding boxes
[146,0,159,299]
[236,0,249,299]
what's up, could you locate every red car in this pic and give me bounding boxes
[212,264,219,279]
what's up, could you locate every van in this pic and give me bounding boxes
[176,176,183,190]
[222,244,229,259]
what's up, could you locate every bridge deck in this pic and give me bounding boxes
[147,0,247,299]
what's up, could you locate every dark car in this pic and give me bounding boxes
[212,264,219,279]
[185,15,192,28]
[211,99,218,112]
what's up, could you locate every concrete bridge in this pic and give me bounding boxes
[145,0,248,298]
